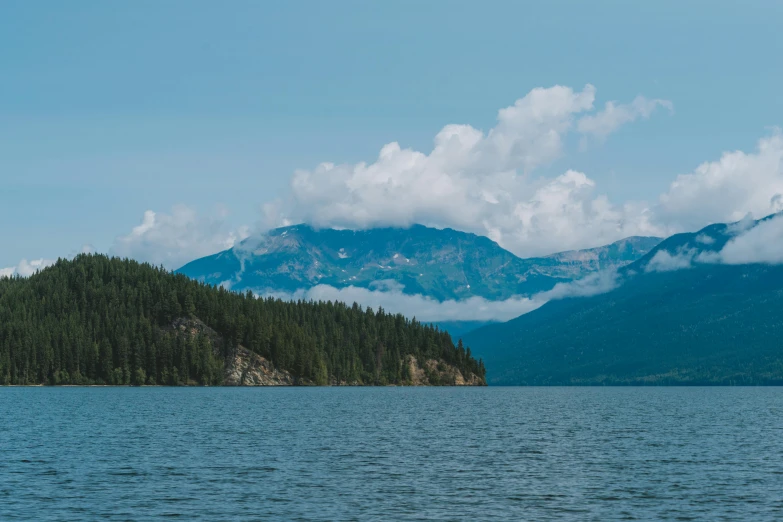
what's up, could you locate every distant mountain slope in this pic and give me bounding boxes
[543,236,662,279]
[465,216,783,385]
[178,224,660,301]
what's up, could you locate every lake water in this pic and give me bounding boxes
[1,387,782,521]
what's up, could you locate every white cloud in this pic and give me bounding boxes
[259,200,293,230]
[642,213,783,270]
[267,284,544,322]
[725,212,756,235]
[273,91,779,259]
[645,249,696,272]
[577,96,673,142]
[657,132,783,231]
[695,250,722,264]
[538,269,621,299]
[719,213,783,264]
[0,258,56,278]
[105,85,676,263]
[501,170,664,256]
[104,87,783,277]
[111,205,250,269]
[261,269,622,322]
[1,245,104,280]
[279,84,668,257]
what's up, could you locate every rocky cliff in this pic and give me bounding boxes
[404,355,485,386]
[224,347,298,386]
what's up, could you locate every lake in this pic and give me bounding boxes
[1,387,782,520]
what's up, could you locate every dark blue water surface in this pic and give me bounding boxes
[1,387,782,521]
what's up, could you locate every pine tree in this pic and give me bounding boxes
[0,254,486,386]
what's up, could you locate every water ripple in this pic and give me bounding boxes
[1,387,783,520]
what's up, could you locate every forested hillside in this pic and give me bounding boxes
[466,255,783,385]
[0,255,485,386]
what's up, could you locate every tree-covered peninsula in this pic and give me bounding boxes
[0,255,485,386]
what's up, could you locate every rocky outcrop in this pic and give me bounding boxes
[167,317,484,386]
[169,316,223,341]
[405,355,485,386]
[224,346,299,386]
[167,318,299,385]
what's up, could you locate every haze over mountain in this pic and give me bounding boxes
[178,224,659,303]
[465,213,783,385]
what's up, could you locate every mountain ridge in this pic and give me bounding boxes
[178,224,661,302]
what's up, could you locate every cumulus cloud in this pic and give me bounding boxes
[0,258,56,278]
[577,96,673,142]
[657,132,783,231]
[276,90,781,259]
[111,205,250,269]
[106,85,678,262]
[105,86,783,282]
[501,170,664,255]
[279,84,668,257]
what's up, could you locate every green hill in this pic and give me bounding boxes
[0,255,485,386]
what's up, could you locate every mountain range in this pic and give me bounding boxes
[173,215,783,386]
[178,224,661,301]
[5,214,780,386]
[465,214,783,385]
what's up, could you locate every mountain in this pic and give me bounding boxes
[0,255,485,386]
[541,236,666,279]
[464,216,783,385]
[178,224,660,301]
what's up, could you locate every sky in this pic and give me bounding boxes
[2,0,783,273]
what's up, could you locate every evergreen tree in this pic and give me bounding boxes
[0,255,486,386]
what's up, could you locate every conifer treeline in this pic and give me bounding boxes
[0,255,485,385]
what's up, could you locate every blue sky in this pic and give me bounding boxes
[2,1,783,269]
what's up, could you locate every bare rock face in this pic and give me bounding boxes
[224,346,297,386]
[405,355,485,386]
[168,318,297,386]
